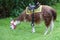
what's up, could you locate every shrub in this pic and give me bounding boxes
[0,0,59,18]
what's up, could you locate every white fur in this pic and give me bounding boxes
[10,20,20,29]
[44,27,49,35]
[11,20,14,24]
[32,24,35,33]
[10,25,14,29]
[32,27,35,33]
[44,18,54,35]
[50,19,54,32]
[14,21,20,25]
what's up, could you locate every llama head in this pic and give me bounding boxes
[10,20,20,29]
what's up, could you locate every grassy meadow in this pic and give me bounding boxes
[0,3,60,40]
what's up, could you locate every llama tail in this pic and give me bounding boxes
[51,9,57,21]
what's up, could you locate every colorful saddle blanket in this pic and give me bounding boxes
[26,5,42,14]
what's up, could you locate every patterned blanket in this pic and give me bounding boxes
[26,5,42,14]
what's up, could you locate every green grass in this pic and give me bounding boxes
[0,3,60,40]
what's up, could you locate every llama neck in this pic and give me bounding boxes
[16,13,26,22]
[15,10,26,22]
[14,20,20,25]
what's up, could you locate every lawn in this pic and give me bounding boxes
[0,3,60,40]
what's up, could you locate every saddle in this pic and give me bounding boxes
[26,5,42,14]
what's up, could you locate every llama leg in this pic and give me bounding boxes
[44,19,54,35]
[44,18,51,35]
[32,24,35,33]
[50,19,54,32]
[44,27,49,35]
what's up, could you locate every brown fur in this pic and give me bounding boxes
[15,5,57,27]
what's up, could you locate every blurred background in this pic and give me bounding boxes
[0,0,60,18]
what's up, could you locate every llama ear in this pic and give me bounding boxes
[10,18,13,21]
[36,2,40,6]
[29,3,32,7]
